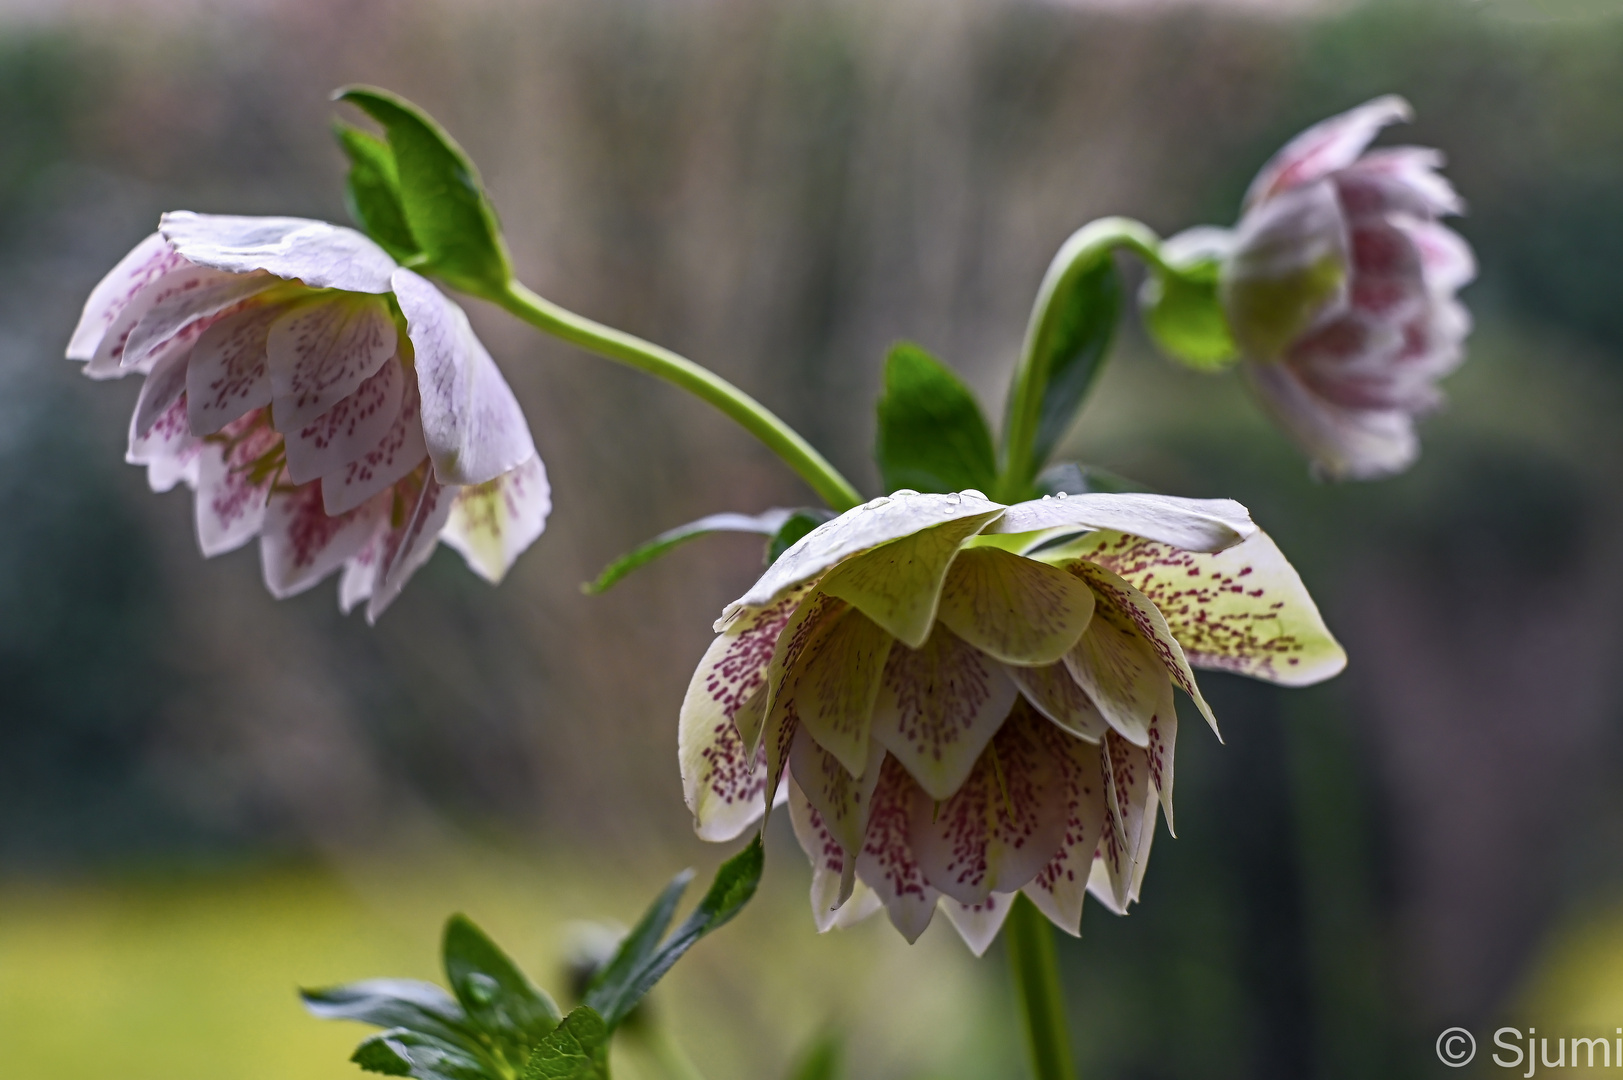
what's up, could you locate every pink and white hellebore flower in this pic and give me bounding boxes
[67,212,548,621]
[679,489,1344,953]
[1216,96,1475,480]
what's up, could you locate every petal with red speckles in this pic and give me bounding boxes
[320,369,429,517]
[871,623,1017,801]
[935,547,1094,666]
[1004,661,1109,743]
[1093,733,1152,914]
[186,301,289,436]
[1022,721,1109,935]
[856,756,939,943]
[790,728,885,857]
[259,481,389,599]
[1346,218,1426,325]
[941,893,1014,957]
[127,386,202,494]
[1245,360,1417,481]
[1063,597,1173,748]
[1394,215,1475,295]
[68,232,176,362]
[194,409,281,556]
[770,603,893,779]
[1069,528,1346,687]
[909,702,1069,907]
[365,467,454,623]
[282,355,404,485]
[123,271,278,370]
[132,342,191,442]
[1338,146,1464,218]
[86,259,234,380]
[267,294,397,429]
[1243,95,1411,209]
[441,455,551,585]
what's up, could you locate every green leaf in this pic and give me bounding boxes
[581,870,692,1018]
[353,1029,492,1080]
[767,509,836,566]
[334,121,419,263]
[1141,269,1236,370]
[521,1008,610,1080]
[1035,462,1154,497]
[584,837,764,1029]
[442,915,562,1064]
[785,1031,844,1080]
[301,979,475,1048]
[1015,256,1121,482]
[875,342,997,496]
[584,510,795,594]
[336,85,511,298]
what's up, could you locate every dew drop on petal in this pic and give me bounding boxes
[893,488,920,497]
[945,492,962,506]
[1056,491,1069,499]
[961,489,987,501]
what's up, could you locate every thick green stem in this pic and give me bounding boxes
[994,216,1165,504]
[494,281,863,512]
[1006,894,1076,1080]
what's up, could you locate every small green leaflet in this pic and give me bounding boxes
[767,509,835,565]
[442,915,562,1073]
[1140,249,1237,370]
[333,121,419,263]
[583,837,765,1029]
[520,1008,610,1080]
[336,85,512,299]
[584,510,797,594]
[352,1028,490,1080]
[875,342,997,496]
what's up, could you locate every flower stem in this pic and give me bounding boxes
[995,216,1165,504]
[1006,894,1076,1080]
[494,281,863,512]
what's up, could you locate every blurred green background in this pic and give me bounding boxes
[3,0,1623,1077]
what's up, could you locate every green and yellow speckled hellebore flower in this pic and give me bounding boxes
[679,489,1344,954]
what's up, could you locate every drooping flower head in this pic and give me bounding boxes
[680,489,1343,953]
[1215,96,1475,480]
[67,213,548,620]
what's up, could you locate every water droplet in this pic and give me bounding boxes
[945,492,962,506]
[961,489,987,501]
[865,496,891,509]
[892,488,920,497]
[1042,494,1052,500]
[1055,491,1068,499]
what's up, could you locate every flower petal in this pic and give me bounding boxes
[159,212,398,294]
[940,894,1014,957]
[1346,217,1426,324]
[1022,721,1109,935]
[1092,732,1152,914]
[68,232,179,361]
[1067,559,1216,738]
[281,355,404,485]
[909,702,1070,906]
[790,728,886,857]
[440,455,551,584]
[1395,215,1476,296]
[131,341,191,442]
[1146,707,1176,834]
[194,409,280,557]
[1067,528,1346,686]
[855,756,939,943]
[935,547,1095,666]
[186,301,287,435]
[788,779,865,931]
[392,268,536,487]
[127,387,202,493]
[366,467,455,623]
[871,624,1018,800]
[86,259,236,380]
[1339,146,1464,218]
[722,491,1003,629]
[1245,359,1418,480]
[123,271,278,370]
[321,370,430,516]
[1243,95,1412,209]
[259,481,389,599]
[338,525,387,615]
[1062,602,1174,748]
[773,604,894,778]
[992,492,1256,553]
[267,294,398,429]
[1005,662,1110,743]
[1222,179,1352,361]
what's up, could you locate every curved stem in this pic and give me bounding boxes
[494,281,864,512]
[1006,894,1077,1080]
[995,216,1164,504]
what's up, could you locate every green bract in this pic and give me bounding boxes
[875,342,998,496]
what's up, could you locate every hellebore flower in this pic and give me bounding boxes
[679,489,1344,953]
[66,212,548,620]
[1216,96,1475,479]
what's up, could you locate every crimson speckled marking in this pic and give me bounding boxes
[856,756,938,943]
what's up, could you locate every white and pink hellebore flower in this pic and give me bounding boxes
[679,489,1344,954]
[1215,95,1475,480]
[67,213,548,621]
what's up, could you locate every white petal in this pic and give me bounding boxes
[186,301,288,436]
[392,268,536,487]
[86,260,238,380]
[1066,528,1346,687]
[908,703,1069,907]
[991,492,1256,553]
[789,778,862,932]
[1063,606,1175,748]
[365,470,455,623]
[281,356,404,485]
[321,370,430,516]
[267,294,398,429]
[871,624,1018,801]
[1245,360,1418,480]
[123,271,278,370]
[935,547,1095,666]
[1339,146,1464,218]
[789,729,885,857]
[1243,95,1412,209]
[440,455,551,585]
[1091,733,1151,914]
[259,482,389,599]
[68,232,178,361]
[1394,216,1476,296]
[721,491,1004,628]
[1022,721,1109,936]
[1005,662,1110,743]
[1146,708,1176,835]
[855,756,939,943]
[1222,179,1352,362]
[131,342,191,441]
[127,388,202,493]
[338,524,389,616]
[770,603,893,778]
[194,410,280,557]
[940,894,1015,957]
[159,212,398,294]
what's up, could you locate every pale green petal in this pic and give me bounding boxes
[1021,721,1109,936]
[1004,662,1109,743]
[1093,733,1151,914]
[1062,602,1175,748]
[788,777,874,932]
[990,492,1256,553]
[1147,708,1176,836]
[1066,529,1347,686]
[871,625,1017,800]
[775,607,893,778]
[1068,559,1216,738]
[789,729,885,857]
[720,491,1003,629]
[935,548,1095,666]
[940,894,1015,957]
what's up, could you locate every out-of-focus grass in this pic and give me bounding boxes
[0,837,1015,1080]
[1520,901,1623,1033]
